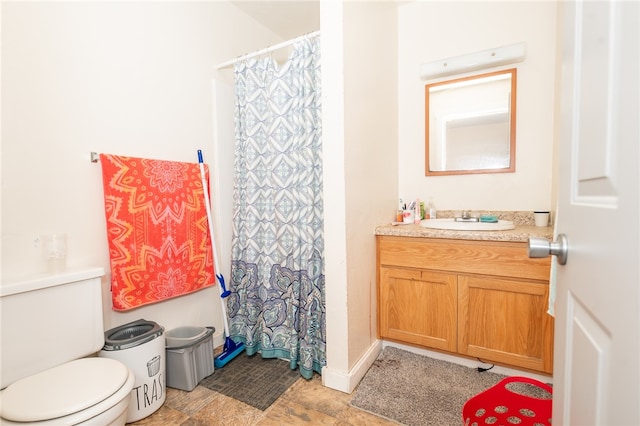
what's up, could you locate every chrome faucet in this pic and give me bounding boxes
[455,211,480,222]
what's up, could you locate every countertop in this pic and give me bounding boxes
[374,210,554,243]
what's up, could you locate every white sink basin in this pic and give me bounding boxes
[420,218,515,231]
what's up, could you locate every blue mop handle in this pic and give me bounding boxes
[197,149,231,338]
[198,149,221,284]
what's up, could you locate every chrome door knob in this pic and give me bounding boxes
[528,234,569,265]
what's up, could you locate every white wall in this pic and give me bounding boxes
[0,1,289,337]
[321,0,558,392]
[343,0,398,368]
[319,0,350,389]
[1,0,558,393]
[321,1,398,393]
[398,1,557,212]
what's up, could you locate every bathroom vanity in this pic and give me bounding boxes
[375,214,554,374]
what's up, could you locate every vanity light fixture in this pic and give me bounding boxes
[420,42,526,80]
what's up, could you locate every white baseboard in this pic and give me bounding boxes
[212,328,225,349]
[321,339,382,394]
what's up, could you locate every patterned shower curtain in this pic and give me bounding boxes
[227,35,325,379]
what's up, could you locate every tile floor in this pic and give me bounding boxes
[130,373,396,425]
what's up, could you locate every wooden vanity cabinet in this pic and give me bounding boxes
[377,235,554,374]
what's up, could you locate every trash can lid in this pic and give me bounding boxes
[165,326,208,348]
[166,326,215,350]
[102,319,164,351]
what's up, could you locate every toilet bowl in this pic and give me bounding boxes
[0,358,135,425]
[0,268,140,426]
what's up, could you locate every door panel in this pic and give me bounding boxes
[555,1,639,424]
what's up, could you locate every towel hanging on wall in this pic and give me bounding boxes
[99,153,215,311]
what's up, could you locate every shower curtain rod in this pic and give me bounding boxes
[215,30,320,70]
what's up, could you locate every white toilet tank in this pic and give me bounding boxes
[0,267,106,389]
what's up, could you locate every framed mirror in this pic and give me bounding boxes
[425,68,516,176]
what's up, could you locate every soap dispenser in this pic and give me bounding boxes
[428,198,437,219]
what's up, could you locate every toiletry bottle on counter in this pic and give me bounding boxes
[396,198,404,222]
[428,198,437,219]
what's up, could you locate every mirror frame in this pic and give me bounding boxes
[425,68,517,176]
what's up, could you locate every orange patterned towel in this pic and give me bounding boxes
[100,154,215,311]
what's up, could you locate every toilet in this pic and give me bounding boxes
[0,268,135,425]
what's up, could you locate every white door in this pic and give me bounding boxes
[552,1,639,425]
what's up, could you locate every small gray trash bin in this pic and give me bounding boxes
[165,326,215,391]
[99,319,166,423]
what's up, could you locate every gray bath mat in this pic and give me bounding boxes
[199,354,300,411]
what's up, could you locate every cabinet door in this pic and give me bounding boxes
[458,275,554,373]
[379,267,457,351]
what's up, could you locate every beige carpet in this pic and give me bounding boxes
[350,347,549,426]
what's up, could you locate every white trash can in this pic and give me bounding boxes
[99,319,166,423]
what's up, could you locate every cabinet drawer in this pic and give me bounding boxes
[377,236,551,281]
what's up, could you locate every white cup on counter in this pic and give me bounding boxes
[534,211,550,227]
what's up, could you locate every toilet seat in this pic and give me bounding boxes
[1,358,133,424]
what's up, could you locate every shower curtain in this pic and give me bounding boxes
[227,35,325,379]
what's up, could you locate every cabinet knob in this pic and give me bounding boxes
[528,234,569,265]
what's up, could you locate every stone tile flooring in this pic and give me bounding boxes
[130,373,397,425]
